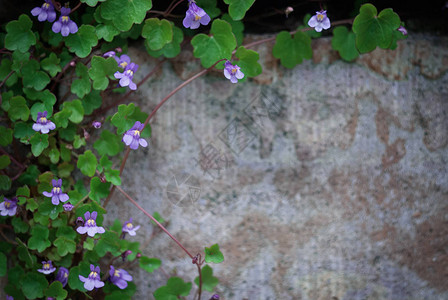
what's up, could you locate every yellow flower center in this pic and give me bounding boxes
[194,15,201,21]
[89,271,98,278]
[114,269,120,277]
[126,223,133,229]
[64,273,68,278]
[231,68,237,74]
[133,130,140,137]
[43,3,49,8]
[120,62,128,68]
[5,202,10,208]
[126,70,134,77]
[317,13,324,21]
[44,263,50,269]
[87,219,95,226]
[52,187,61,194]
[62,16,69,22]
[40,117,47,123]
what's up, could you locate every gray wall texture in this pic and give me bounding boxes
[106,33,448,300]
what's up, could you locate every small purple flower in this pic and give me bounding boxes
[38,261,56,274]
[308,10,331,32]
[32,111,56,134]
[109,265,133,289]
[76,216,84,226]
[116,55,131,69]
[55,267,69,287]
[224,61,244,83]
[6,295,13,300]
[92,121,102,129]
[122,218,140,236]
[114,62,138,90]
[122,121,148,150]
[103,51,116,58]
[52,7,78,37]
[63,202,74,211]
[398,26,408,36]
[79,264,104,291]
[210,295,220,300]
[76,211,105,237]
[0,197,17,216]
[31,0,56,22]
[43,179,69,205]
[183,0,211,29]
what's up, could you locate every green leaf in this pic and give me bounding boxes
[8,96,30,122]
[38,199,63,220]
[63,99,85,123]
[234,46,262,78]
[11,50,30,75]
[12,218,29,233]
[28,224,51,252]
[352,4,401,53]
[331,26,359,61]
[100,0,152,31]
[150,211,166,225]
[20,272,48,299]
[89,177,110,203]
[22,60,51,91]
[0,155,10,169]
[105,169,121,185]
[65,25,99,58]
[95,231,121,256]
[154,277,192,300]
[54,237,77,256]
[56,225,77,239]
[82,90,102,115]
[77,150,98,177]
[221,13,244,45]
[68,262,90,291]
[0,175,11,191]
[96,23,121,42]
[81,0,106,7]
[71,63,91,98]
[301,14,322,39]
[94,129,124,156]
[30,133,49,157]
[40,53,61,77]
[139,256,161,273]
[0,252,6,276]
[196,0,221,19]
[111,103,151,136]
[0,59,18,86]
[146,25,183,58]
[194,265,219,292]
[142,18,173,51]
[17,243,37,268]
[83,237,95,250]
[53,108,72,128]
[14,122,34,139]
[223,0,255,20]
[0,126,13,146]
[89,56,119,90]
[16,185,30,204]
[272,31,312,68]
[73,135,86,149]
[204,243,224,263]
[18,164,39,186]
[5,15,36,53]
[191,19,236,68]
[45,281,68,300]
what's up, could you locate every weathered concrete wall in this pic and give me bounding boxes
[106,34,448,299]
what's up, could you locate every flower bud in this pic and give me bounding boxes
[63,202,74,212]
[210,295,220,300]
[76,217,84,226]
[69,61,76,67]
[92,121,102,129]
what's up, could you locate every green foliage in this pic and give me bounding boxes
[191,19,236,68]
[194,265,219,292]
[142,18,173,51]
[234,46,262,78]
[71,63,91,98]
[94,129,124,156]
[77,150,98,177]
[5,15,36,53]
[222,14,244,45]
[273,31,312,68]
[154,277,192,300]
[0,252,6,276]
[332,26,359,61]
[45,281,68,300]
[352,4,401,53]
[204,243,224,263]
[40,53,61,77]
[66,25,99,58]
[146,25,183,58]
[100,0,152,31]
[28,224,51,252]
[8,96,30,122]
[30,133,49,157]
[223,0,255,21]
[139,256,161,273]
[111,103,151,136]
[89,56,119,90]
[20,272,48,299]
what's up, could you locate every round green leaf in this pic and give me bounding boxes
[154,277,192,300]
[0,126,13,146]
[142,18,173,51]
[45,281,68,300]
[30,133,49,157]
[223,0,255,21]
[331,26,359,61]
[8,96,30,122]
[88,56,118,90]
[89,177,110,203]
[204,243,224,263]
[40,53,61,77]
[234,46,262,78]
[194,265,219,292]
[71,63,91,98]
[63,99,84,124]
[93,129,124,156]
[272,31,312,68]
[65,25,99,58]
[28,224,51,252]
[5,14,36,53]
[20,272,48,299]
[100,0,152,31]
[77,150,98,177]
[139,256,161,273]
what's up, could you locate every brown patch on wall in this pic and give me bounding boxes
[382,138,406,168]
[273,165,311,198]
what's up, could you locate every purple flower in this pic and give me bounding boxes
[31,0,56,22]
[0,197,17,216]
[308,10,331,32]
[43,179,69,205]
[103,51,117,58]
[210,295,220,300]
[109,265,133,289]
[224,61,244,83]
[63,202,74,211]
[114,62,138,90]
[117,55,131,69]
[6,296,13,300]
[55,267,69,287]
[183,0,211,29]
[79,264,104,291]
[92,121,102,129]
[122,121,148,150]
[38,260,56,274]
[52,7,78,37]
[76,211,105,237]
[76,216,84,226]
[122,218,140,236]
[398,26,408,36]
[32,111,56,134]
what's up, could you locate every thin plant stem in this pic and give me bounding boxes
[115,185,195,259]
[0,71,14,89]
[165,0,185,17]
[196,263,203,300]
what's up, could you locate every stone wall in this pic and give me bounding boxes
[106,34,448,299]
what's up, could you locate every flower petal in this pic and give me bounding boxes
[59,193,69,202]
[84,279,95,291]
[52,21,62,33]
[51,195,60,205]
[122,134,133,146]
[31,7,42,16]
[77,226,88,234]
[139,138,148,147]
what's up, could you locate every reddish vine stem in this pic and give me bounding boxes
[196,263,203,300]
[115,185,194,259]
[50,59,76,92]
[0,71,14,89]
[164,0,185,17]
[71,1,83,13]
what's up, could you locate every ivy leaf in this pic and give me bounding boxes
[95,231,121,256]
[234,46,262,78]
[38,199,63,220]
[194,265,219,292]
[222,0,255,21]
[100,0,152,31]
[352,4,401,53]
[12,217,29,233]
[22,60,51,91]
[89,56,118,90]
[204,243,224,263]
[17,243,37,268]
[0,126,13,146]
[139,256,161,273]
[41,53,61,77]
[8,96,30,121]
[191,19,236,68]
[18,164,39,186]
[5,14,36,53]
[28,224,51,252]
[68,262,90,291]
[0,59,18,86]
[81,0,106,7]
[45,281,68,300]
[82,90,102,115]
[272,31,312,68]
[0,155,10,169]
[142,18,173,51]
[20,272,48,299]
[196,0,221,19]
[94,129,124,156]
[222,13,244,45]
[16,185,30,204]
[89,177,110,203]
[23,88,57,106]
[77,150,98,177]
[111,103,151,136]
[0,175,11,191]
[65,25,99,58]
[96,23,121,42]
[62,99,85,124]
[30,133,49,156]
[14,122,34,140]
[53,108,72,128]
[150,212,166,225]
[54,237,77,256]
[71,63,91,98]
[154,277,192,300]
[331,26,359,61]
[145,25,183,58]
[105,169,121,185]
[0,252,6,276]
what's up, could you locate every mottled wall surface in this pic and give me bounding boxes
[106,34,448,299]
